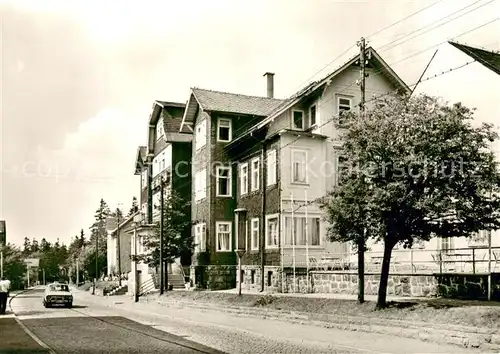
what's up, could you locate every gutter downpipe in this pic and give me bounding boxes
[260,142,267,292]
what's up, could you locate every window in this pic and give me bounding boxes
[195,223,206,252]
[50,284,69,292]
[284,216,321,246]
[251,157,260,192]
[216,166,231,197]
[195,119,207,150]
[265,214,279,248]
[440,237,453,253]
[141,170,147,189]
[309,105,317,127]
[336,154,348,186]
[153,158,159,177]
[156,118,164,140]
[217,118,232,142]
[468,230,491,248]
[216,221,232,252]
[292,110,304,130]
[152,192,161,212]
[266,150,277,186]
[292,150,307,183]
[239,163,248,195]
[159,152,165,172]
[195,169,207,202]
[138,235,145,254]
[141,203,147,215]
[251,218,259,250]
[338,97,352,125]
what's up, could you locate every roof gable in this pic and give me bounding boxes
[180,88,285,132]
[241,46,411,136]
[449,41,500,75]
[134,146,147,175]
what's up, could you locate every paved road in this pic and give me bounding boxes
[4,288,223,354]
[4,288,487,354]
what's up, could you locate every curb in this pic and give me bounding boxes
[151,298,500,352]
[8,288,57,354]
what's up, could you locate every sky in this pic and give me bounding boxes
[1,0,499,247]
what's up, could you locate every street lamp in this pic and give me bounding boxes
[234,208,247,296]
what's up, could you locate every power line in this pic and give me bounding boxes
[379,0,496,52]
[291,59,478,213]
[367,0,444,39]
[382,17,499,66]
[11,18,496,187]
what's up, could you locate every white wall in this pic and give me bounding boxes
[106,231,117,276]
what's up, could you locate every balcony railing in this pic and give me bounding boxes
[288,246,500,274]
[152,168,171,191]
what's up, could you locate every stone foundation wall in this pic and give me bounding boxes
[235,266,500,300]
[189,265,236,290]
[311,272,438,297]
[240,266,282,293]
[436,273,500,300]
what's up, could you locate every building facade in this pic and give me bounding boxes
[225,47,411,292]
[180,86,284,289]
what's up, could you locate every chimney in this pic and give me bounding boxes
[263,72,274,98]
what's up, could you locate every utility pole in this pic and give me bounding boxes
[0,247,3,279]
[93,229,98,295]
[357,37,367,304]
[76,259,79,286]
[159,177,165,295]
[117,207,122,287]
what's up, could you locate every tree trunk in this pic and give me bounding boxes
[357,236,365,303]
[376,240,394,309]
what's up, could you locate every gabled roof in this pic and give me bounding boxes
[134,146,147,175]
[192,88,283,115]
[229,46,411,146]
[149,100,186,127]
[110,211,141,236]
[449,41,500,76]
[180,88,284,132]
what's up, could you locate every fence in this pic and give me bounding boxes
[288,246,500,275]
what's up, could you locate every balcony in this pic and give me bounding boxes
[152,168,171,192]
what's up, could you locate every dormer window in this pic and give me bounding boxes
[217,118,232,142]
[156,118,164,140]
[309,105,317,128]
[292,110,304,130]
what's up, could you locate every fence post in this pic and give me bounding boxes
[410,249,414,274]
[439,250,443,274]
[472,248,476,274]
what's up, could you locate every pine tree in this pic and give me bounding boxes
[31,238,40,253]
[22,237,31,255]
[128,196,139,217]
[88,198,111,279]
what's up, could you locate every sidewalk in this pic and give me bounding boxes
[0,317,49,353]
[72,286,500,351]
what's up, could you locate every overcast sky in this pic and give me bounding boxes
[1,0,499,247]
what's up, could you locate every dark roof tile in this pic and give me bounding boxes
[192,88,284,116]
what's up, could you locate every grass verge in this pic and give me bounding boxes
[158,290,500,330]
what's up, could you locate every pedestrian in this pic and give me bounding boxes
[0,277,10,315]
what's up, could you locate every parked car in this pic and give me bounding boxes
[43,282,73,308]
